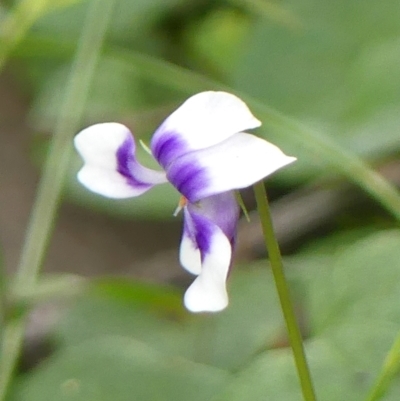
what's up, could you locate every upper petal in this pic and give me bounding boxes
[167,132,296,202]
[150,91,261,169]
[74,123,167,198]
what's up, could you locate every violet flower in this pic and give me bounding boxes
[74,91,295,312]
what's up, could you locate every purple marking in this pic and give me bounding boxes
[151,129,187,169]
[193,215,213,260]
[188,192,239,245]
[116,135,152,190]
[184,210,213,259]
[167,158,209,202]
[184,191,239,266]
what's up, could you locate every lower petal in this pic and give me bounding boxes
[183,216,232,313]
[74,123,167,198]
[179,193,239,312]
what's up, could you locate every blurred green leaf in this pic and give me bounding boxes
[0,0,81,70]
[184,8,251,76]
[214,339,371,401]
[12,336,230,401]
[54,268,285,371]
[304,230,400,335]
[30,56,143,129]
[32,0,185,44]
[13,230,400,400]
[232,0,400,181]
[195,268,285,370]
[11,273,86,305]
[212,230,400,401]
[93,278,185,317]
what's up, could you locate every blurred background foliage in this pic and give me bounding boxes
[1,0,400,400]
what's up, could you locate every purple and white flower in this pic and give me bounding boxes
[74,91,295,312]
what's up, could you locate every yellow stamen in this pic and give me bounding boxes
[173,196,188,216]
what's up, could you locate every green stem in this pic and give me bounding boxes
[254,181,317,401]
[0,248,6,358]
[0,1,115,399]
[365,331,400,401]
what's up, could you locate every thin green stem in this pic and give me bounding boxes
[254,181,317,401]
[365,332,400,401]
[0,1,115,399]
[0,248,6,358]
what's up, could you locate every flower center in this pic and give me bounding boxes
[173,196,188,217]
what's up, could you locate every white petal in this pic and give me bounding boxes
[74,123,167,199]
[151,91,261,168]
[167,133,296,202]
[183,222,232,313]
[179,207,202,275]
[179,230,202,275]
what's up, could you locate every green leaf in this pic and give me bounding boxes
[12,336,230,401]
[232,0,400,180]
[213,339,371,401]
[0,0,81,70]
[32,0,186,43]
[55,268,285,371]
[304,230,400,334]
[190,268,285,370]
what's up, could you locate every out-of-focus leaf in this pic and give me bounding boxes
[212,230,400,401]
[0,0,82,70]
[232,0,400,182]
[11,336,230,401]
[214,339,372,401]
[32,0,185,43]
[304,230,400,335]
[184,8,251,76]
[55,268,285,371]
[93,278,184,317]
[29,56,143,130]
[192,268,285,370]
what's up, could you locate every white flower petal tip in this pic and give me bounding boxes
[74,122,167,199]
[184,279,229,313]
[183,220,232,313]
[74,122,132,157]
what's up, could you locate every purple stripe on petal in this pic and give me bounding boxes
[188,192,239,247]
[183,208,215,262]
[192,214,213,258]
[166,157,209,202]
[116,135,152,190]
[116,134,167,190]
[183,191,239,263]
[151,129,188,169]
